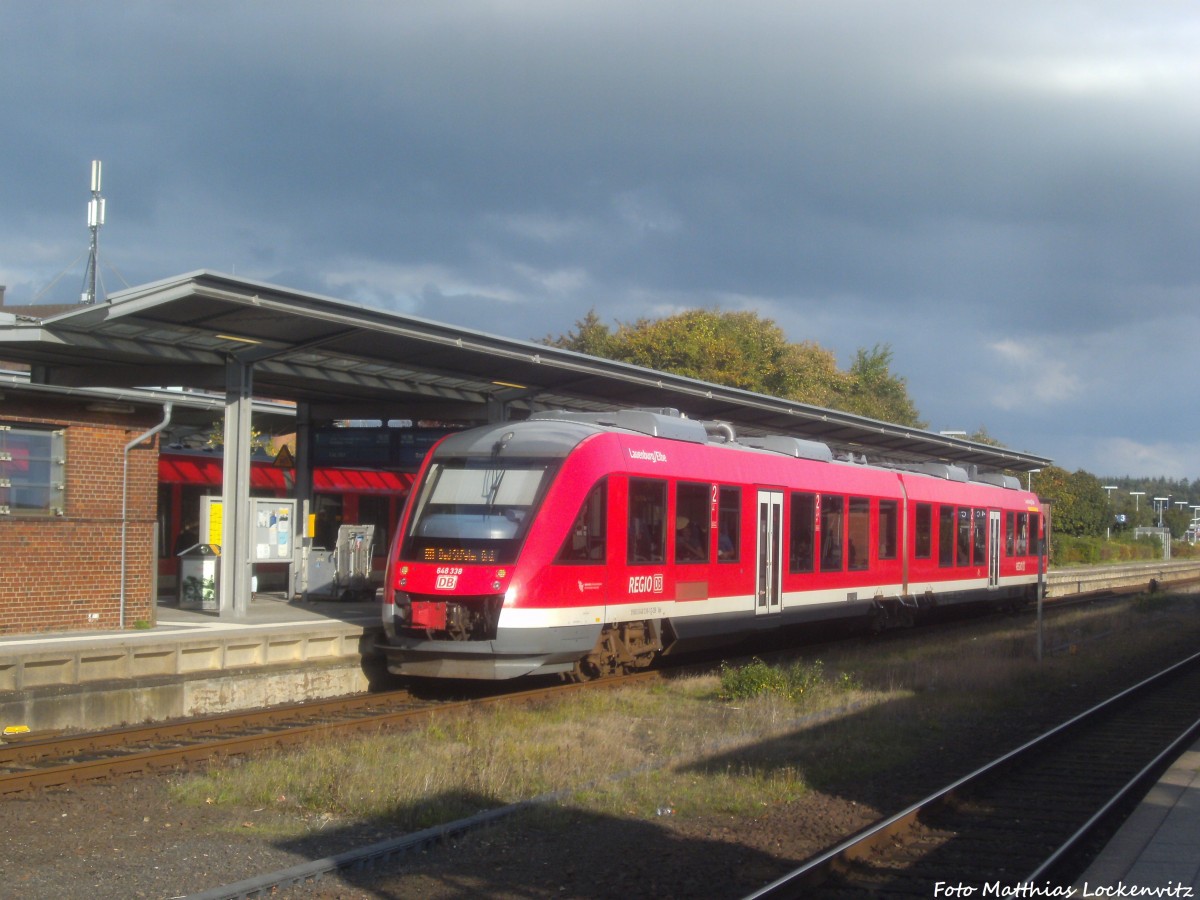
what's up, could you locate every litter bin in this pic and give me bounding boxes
[178,543,221,610]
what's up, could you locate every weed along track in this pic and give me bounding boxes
[0,678,650,797]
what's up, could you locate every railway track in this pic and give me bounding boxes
[745,650,1200,898]
[0,676,653,797]
[0,588,1139,799]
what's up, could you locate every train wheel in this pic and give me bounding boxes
[569,620,662,681]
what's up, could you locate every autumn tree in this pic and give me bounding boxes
[545,307,922,425]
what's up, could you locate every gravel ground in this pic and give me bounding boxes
[3,600,1196,900]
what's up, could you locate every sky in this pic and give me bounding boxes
[2,2,1198,479]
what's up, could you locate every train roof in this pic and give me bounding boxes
[496,409,1030,491]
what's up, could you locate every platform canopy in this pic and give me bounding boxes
[0,270,1050,472]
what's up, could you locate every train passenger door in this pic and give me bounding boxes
[755,490,783,615]
[988,510,1001,589]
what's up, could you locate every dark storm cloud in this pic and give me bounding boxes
[2,1,1198,475]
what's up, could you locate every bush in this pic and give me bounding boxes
[718,658,858,702]
[1050,534,1184,567]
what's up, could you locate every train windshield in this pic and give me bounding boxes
[401,457,558,564]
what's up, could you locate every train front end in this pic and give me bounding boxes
[379,418,604,679]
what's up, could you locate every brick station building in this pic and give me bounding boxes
[0,385,163,634]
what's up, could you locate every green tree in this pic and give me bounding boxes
[543,309,617,358]
[1032,466,1109,537]
[837,344,926,429]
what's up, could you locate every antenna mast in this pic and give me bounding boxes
[81,160,105,304]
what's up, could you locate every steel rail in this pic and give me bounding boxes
[741,648,1200,899]
[0,688,419,768]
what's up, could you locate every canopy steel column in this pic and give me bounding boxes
[219,357,254,617]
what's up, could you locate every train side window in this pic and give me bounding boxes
[718,486,741,562]
[878,499,898,561]
[915,503,932,559]
[556,479,607,564]
[938,505,955,567]
[972,508,987,565]
[848,497,870,571]
[1006,511,1016,555]
[820,494,844,572]
[1017,512,1029,556]
[1030,513,1041,555]
[628,478,666,564]
[674,482,710,563]
[789,491,815,573]
[957,507,971,566]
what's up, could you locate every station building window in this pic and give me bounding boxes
[0,425,65,517]
[628,478,666,563]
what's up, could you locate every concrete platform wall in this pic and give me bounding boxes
[0,621,384,733]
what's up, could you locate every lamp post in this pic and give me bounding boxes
[1103,486,1118,539]
[1130,491,1145,513]
[1154,497,1168,528]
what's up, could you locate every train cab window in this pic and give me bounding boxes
[878,499,898,561]
[1030,513,1041,555]
[674,482,710,563]
[938,505,955,567]
[972,508,987,565]
[915,503,933,559]
[718,486,740,561]
[820,494,844,572]
[1006,511,1016,555]
[957,508,971,566]
[556,480,607,564]
[628,478,666,564]
[789,491,815,573]
[848,497,870,571]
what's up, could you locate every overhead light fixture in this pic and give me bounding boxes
[491,380,527,390]
[215,333,262,345]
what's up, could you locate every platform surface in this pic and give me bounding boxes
[0,592,380,650]
[1076,739,1200,893]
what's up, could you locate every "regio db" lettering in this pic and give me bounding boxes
[628,574,664,594]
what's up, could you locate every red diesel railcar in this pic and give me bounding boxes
[379,409,1045,680]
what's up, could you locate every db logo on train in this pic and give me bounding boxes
[435,567,463,590]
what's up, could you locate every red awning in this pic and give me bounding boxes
[313,467,413,494]
[159,456,413,494]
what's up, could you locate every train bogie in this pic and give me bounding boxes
[379,409,1045,680]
